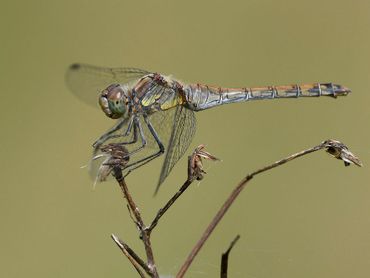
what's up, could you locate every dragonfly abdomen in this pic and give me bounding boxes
[184,83,350,111]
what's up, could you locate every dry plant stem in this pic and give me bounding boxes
[113,167,159,278]
[148,154,202,232]
[176,142,329,277]
[148,177,195,232]
[111,234,148,277]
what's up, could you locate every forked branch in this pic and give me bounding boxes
[108,144,218,277]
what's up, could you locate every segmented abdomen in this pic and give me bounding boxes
[184,83,350,111]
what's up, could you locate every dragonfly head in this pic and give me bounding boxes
[99,84,128,119]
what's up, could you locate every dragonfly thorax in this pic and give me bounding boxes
[99,84,129,119]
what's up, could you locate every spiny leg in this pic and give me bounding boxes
[93,118,127,149]
[98,117,143,169]
[122,114,165,175]
[105,115,151,168]
[93,116,138,151]
[120,116,148,158]
[113,117,139,145]
[123,116,135,136]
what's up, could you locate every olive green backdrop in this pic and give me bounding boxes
[1,0,369,277]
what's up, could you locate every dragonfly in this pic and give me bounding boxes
[66,63,350,193]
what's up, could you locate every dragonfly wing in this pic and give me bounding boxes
[65,63,150,107]
[155,106,196,194]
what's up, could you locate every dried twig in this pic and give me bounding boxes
[148,177,194,233]
[176,139,362,277]
[147,145,219,232]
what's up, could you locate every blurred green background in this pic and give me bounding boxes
[1,0,369,277]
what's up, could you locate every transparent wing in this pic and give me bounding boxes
[155,106,196,194]
[65,63,151,107]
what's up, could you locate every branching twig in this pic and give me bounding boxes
[106,144,218,277]
[176,139,362,277]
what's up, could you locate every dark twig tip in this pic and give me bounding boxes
[221,235,241,278]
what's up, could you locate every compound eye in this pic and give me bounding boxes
[99,84,126,119]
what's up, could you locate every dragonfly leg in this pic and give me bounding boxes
[123,116,134,136]
[107,114,153,162]
[92,118,127,149]
[93,116,139,151]
[119,116,147,158]
[122,114,165,172]
[144,114,165,153]
[112,116,139,145]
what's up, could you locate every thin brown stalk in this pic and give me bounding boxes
[147,156,196,232]
[148,146,218,233]
[148,178,194,232]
